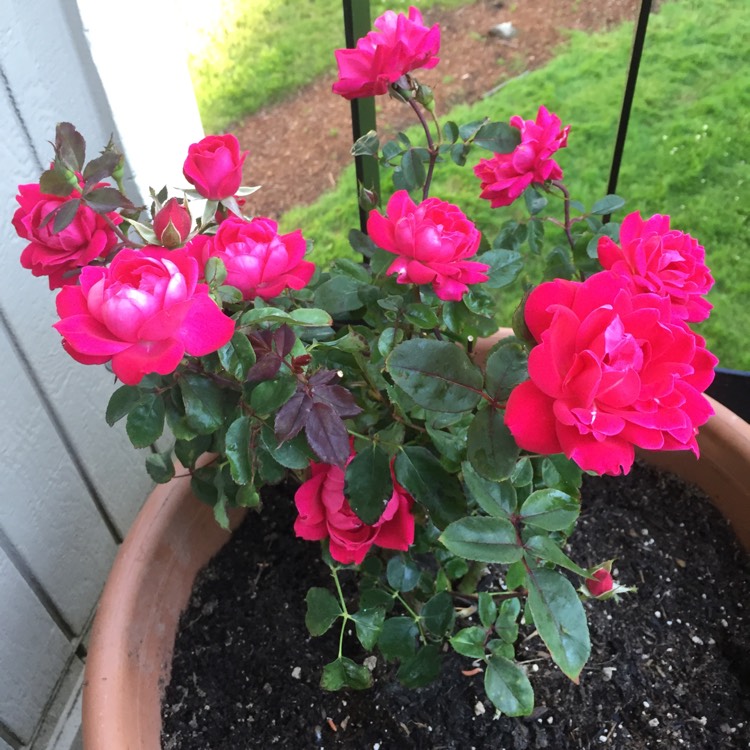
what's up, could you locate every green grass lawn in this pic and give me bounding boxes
[279,0,750,369]
[189,0,470,132]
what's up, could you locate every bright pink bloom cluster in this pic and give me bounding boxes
[332,6,440,100]
[294,452,415,565]
[187,215,315,301]
[474,106,570,208]
[504,270,717,475]
[586,568,614,597]
[54,248,234,385]
[598,211,714,323]
[367,190,488,301]
[13,182,122,289]
[183,134,248,201]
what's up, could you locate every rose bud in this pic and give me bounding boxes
[153,198,192,248]
[586,568,615,598]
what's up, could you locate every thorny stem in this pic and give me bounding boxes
[100,210,142,247]
[407,97,439,201]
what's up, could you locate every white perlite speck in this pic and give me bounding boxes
[291,667,301,680]
[474,701,486,716]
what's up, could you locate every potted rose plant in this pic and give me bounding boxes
[12,5,736,745]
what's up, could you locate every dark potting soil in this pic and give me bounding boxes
[161,463,750,749]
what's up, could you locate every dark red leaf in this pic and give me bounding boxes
[309,369,339,386]
[275,391,313,443]
[55,122,86,172]
[85,187,134,213]
[39,169,76,197]
[52,199,81,234]
[274,325,296,358]
[246,354,282,382]
[82,150,122,184]
[305,402,350,468]
[313,384,362,418]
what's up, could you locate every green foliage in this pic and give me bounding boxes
[284,0,750,368]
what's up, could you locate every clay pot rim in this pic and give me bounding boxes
[82,392,750,749]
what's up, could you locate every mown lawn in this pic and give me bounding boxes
[280,0,750,369]
[189,0,470,132]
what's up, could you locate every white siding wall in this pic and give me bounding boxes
[0,0,203,746]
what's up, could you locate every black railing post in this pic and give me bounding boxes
[604,0,653,223]
[342,0,381,233]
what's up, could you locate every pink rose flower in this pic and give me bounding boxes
[332,6,440,100]
[598,211,714,323]
[13,182,122,289]
[586,568,614,597]
[191,215,315,301]
[504,271,717,475]
[53,247,234,385]
[294,453,415,565]
[183,134,248,201]
[367,190,488,301]
[153,198,192,249]
[474,106,570,208]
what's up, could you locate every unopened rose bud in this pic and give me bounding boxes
[358,185,378,211]
[153,198,191,248]
[586,568,614,598]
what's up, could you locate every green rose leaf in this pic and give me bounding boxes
[260,426,311,470]
[351,607,386,650]
[305,587,342,636]
[145,450,175,484]
[173,434,212,469]
[478,592,497,629]
[314,275,366,316]
[397,644,441,688]
[590,194,626,216]
[462,462,516,518]
[525,568,590,682]
[378,616,418,661]
[125,393,165,448]
[386,556,420,593]
[541,454,583,496]
[466,408,519,481]
[473,121,521,153]
[496,598,521,644]
[484,343,528,402]
[321,657,373,691]
[440,517,522,564]
[225,415,252,485]
[485,655,534,717]
[520,489,580,531]
[421,591,455,636]
[180,374,225,434]
[386,339,483,413]
[106,385,145,426]
[344,444,393,525]
[524,536,589,578]
[217,332,256,381]
[449,626,487,658]
[394,447,467,529]
[249,376,297,416]
[481,249,523,289]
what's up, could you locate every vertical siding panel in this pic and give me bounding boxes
[0,549,72,744]
[0,0,153,537]
[0,326,118,634]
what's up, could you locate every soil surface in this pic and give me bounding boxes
[233,0,644,220]
[162,462,750,749]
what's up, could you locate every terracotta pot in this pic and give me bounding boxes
[82,391,750,749]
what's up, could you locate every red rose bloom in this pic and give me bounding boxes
[598,211,714,323]
[332,6,440,100]
[504,271,717,475]
[13,182,121,289]
[586,568,614,597]
[54,247,234,385]
[474,106,570,208]
[367,190,488,301]
[189,216,315,301]
[294,452,415,565]
[183,134,248,201]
